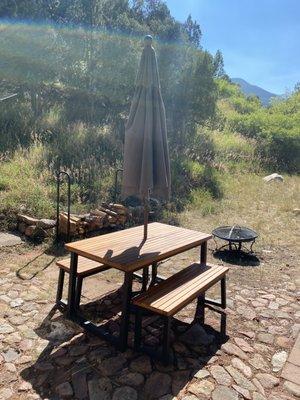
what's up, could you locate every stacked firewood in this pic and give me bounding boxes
[17,214,56,239]
[58,203,129,237]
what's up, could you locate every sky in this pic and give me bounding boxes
[165,0,300,94]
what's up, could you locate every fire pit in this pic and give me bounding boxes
[212,225,258,253]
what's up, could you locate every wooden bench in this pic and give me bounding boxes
[133,263,229,364]
[56,257,110,309]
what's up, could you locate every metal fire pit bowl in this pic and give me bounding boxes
[212,225,258,253]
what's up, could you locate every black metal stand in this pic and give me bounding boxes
[56,170,71,243]
[213,237,256,254]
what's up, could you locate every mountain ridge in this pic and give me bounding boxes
[232,77,279,106]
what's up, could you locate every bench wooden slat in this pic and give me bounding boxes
[56,256,110,277]
[133,263,228,316]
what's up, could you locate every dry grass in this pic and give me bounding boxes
[179,173,300,287]
[181,173,300,250]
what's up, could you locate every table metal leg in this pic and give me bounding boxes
[149,262,158,286]
[119,272,133,351]
[200,241,207,265]
[67,252,78,319]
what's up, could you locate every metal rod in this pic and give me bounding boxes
[56,170,71,243]
[143,196,149,240]
[113,168,123,203]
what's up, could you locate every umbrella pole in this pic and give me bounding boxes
[143,196,148,240]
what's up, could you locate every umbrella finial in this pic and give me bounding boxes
[144,35,153,46]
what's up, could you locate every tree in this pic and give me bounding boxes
[183,14,202,47]
[213,50,227,78]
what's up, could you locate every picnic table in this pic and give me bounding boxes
[65,222,212,351]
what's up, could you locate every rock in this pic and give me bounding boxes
[253,393,267,400]
[144,372,171,399]
[181,396,198,400]
[99,355,127,376]
[194,369,210,379]
[72,372,88,400]
[188,379,214,397]
[47,321,74,341]
[56,382,73,398]
[231,357,252,378]
[130,355,152,374]
[212,386,238,400]
[255,373,280,389]
[249,354,270,372]
[292,208,300,215]
[263,173,284,182]
[283,381,300,397]
[232,385,251,399]
[276,336,292,348]
[239,331,255,339]
[88,377,112,400]
[171,370,190,395]
[252,377,266,395]
[0,323,14,334]
[0,388,14,399]
[210,365,232,385]
[271,351,288,372]
[236,305,257,320]
[225,366,256,391]
[0,232,23,247]
[180,324,214,346]
[112,386,138,400]
[36,219,56,229]
[18,381,32,391]
[221,342,248,360]
[69,344,89,357]
[233,337,254,353]
[10,298,24,308]
[2,348,19,362]
[257,332,274,344]
[117,372,144,387]
[269,301,279,310]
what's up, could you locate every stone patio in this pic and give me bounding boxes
[0,243,299,400]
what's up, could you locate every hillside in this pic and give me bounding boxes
[232,77,279,105]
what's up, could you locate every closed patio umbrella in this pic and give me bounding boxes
[122,35,171,239]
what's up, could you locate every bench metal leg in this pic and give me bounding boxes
[134,308,143,351]
[162,316,171,365]
[221,277,226,309]
[56,269,65,304]
[67,252,78,319]
[195,293,205,324]
[75,276,83,308]
[200,241,207,265]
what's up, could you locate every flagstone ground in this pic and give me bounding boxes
[0,236,299,400]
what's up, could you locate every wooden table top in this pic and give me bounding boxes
[65,222,212,272]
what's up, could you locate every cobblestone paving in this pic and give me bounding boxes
[0,245,299,400]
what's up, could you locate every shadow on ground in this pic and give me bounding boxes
[20,288,228,400]
[213,249,260,267]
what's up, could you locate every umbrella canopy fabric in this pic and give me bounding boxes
[121,36,171,201]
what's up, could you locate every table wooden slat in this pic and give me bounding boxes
[65,222,211,272]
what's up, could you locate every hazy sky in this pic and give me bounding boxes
[165,0,300,94]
